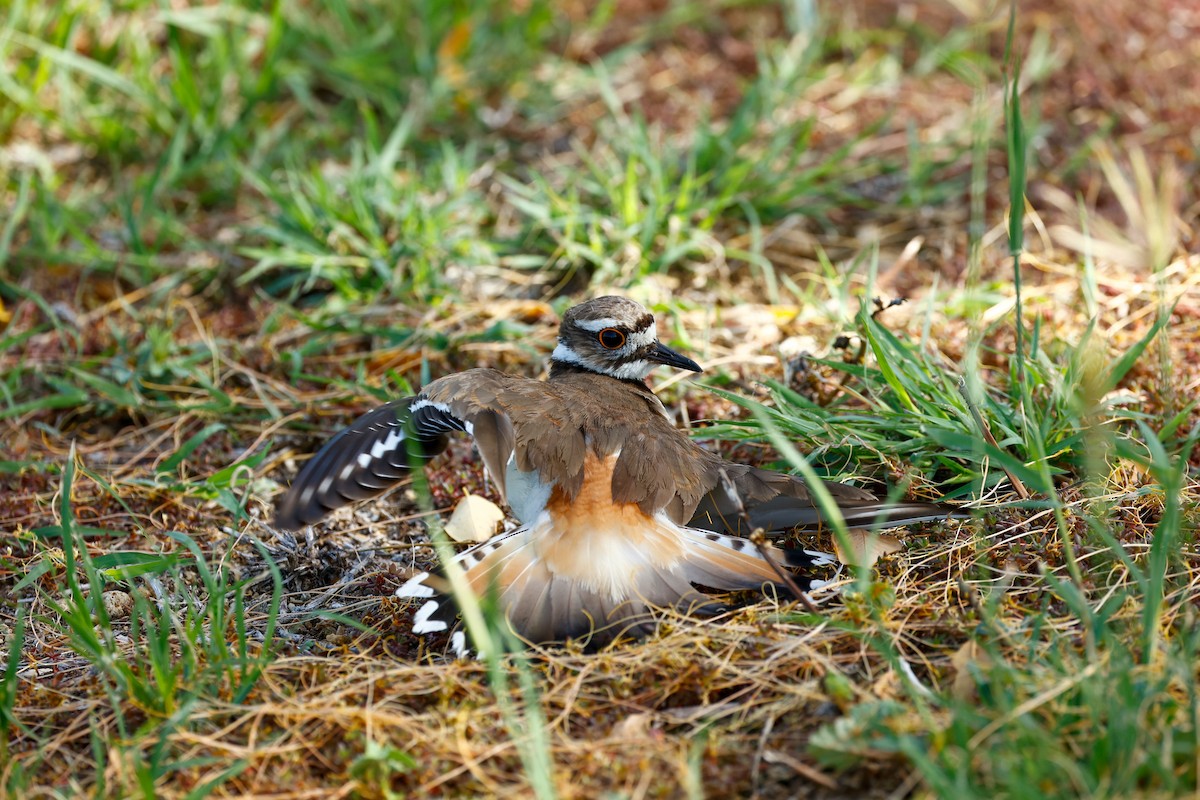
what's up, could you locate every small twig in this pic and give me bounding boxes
[957,376,1031,498]
[752,714,775,797]
[828,298,905,393]
[717,468,820,614]
[761,749,838,790]
[832,332,867,368]
[791,299,903,405]
[886,769,924,800]
[871,295,907,320]
[749,528,820,614]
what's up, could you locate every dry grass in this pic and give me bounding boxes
[3,0,1199,797]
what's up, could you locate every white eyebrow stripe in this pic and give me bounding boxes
[572,317,650,333]
[572,317,622,332]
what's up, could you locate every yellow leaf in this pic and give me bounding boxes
[833,529,903,568]
[444,492,504,543]
[950,640,993,700]
[437,21,473,89]
[611,711,658,741]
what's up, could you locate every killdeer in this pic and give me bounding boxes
[276,296,956,653]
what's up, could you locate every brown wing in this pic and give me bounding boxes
[688,463,961,534]
[275,369,685,530]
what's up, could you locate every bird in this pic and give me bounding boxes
[275,296,958,654]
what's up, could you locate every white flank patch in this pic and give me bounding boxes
[412,600,447,633]
[505,454,553,525]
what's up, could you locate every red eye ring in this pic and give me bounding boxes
[597,328,625,349]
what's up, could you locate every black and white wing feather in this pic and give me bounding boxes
[274,370,517,530]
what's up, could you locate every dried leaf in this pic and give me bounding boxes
[870,658,933,701]
[611,711,658,741]
[437,20,473,61]
[950,640,993,700]
[437,21,473,88]
[980,559,1019,602]
[833,529,903,568]
[444,493,504,543]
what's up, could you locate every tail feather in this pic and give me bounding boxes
[630,565,718,632]
[678,528,831,593]
[556,579,588,640]
[396,529,526,636]
[505,566,558,643]
[396,519,838,655]
[590,590,658,644]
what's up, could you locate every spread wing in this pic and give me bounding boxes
[275,367,961,533]
[274,370,520,530]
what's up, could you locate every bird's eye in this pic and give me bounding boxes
[597,328,625,349]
